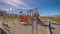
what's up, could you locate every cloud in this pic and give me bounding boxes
[0,7,17,13]
[0,0,30,9]
[0,8,13,11]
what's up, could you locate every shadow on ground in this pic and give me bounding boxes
[52,23,60,25]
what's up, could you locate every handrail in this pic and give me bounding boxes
[0,27,10,34]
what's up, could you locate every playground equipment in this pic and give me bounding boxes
[19,11,28,24]
[27,9,34,23]
[34,8,41,24]
[27,8,40,22]
[19,8,41,24]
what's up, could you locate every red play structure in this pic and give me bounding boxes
[20,14,28,22]
[19,11,28,24]
[19,8,40,24]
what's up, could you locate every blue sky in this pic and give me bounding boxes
[0,0,60,16]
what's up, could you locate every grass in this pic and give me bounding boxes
[50,18,60,23]
[40,17,60,23]
[0,17,60,23]
[0,18,18,21]
[0,28,4,34]
[0,18,3,21]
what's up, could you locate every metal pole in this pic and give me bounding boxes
[32,20,37,34]
[49,21,53,34]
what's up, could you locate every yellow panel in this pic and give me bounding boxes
[28,9,33,13]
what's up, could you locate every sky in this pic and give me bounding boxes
[0,0,60,16]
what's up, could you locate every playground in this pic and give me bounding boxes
[0,8,50,34]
